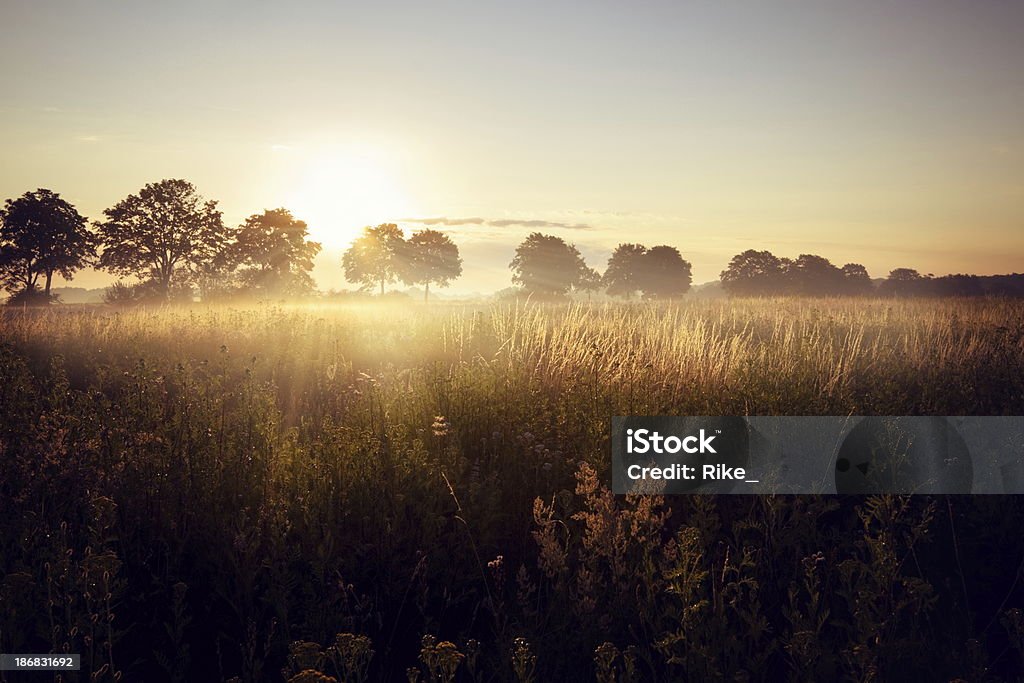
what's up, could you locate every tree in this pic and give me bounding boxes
[881,267,925,297]
[228,208,321,297]
[577,266,603,300]
[95,179,229,300]
[787,254,845,296]
[509,232,589,298]
[398,229,462,302]
[841,263,873,295]
[342,223,406,294]
[637,245,692,299]
[720,249,787,296]
[932,274,984,297]
[602,243,647,299]
[0,189,94,302]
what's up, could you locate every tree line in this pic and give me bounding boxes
[0,181,464,305]
[719,250,1024,298]
[2,180,1021,304]
[0,181,324,305]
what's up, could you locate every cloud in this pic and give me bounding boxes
[401,216,486,226]
[488,219,592,230]
[402,216,594,230]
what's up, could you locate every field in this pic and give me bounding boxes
[2,298,1024,681]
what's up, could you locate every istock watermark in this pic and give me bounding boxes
[625,428,718,454]
[611,416,1024,495]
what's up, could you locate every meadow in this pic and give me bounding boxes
[2,297,1024,682]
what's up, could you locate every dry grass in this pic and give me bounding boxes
[2,297,1024,681]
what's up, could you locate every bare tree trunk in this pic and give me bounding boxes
[424,281,430,303]
[44,271,52,297]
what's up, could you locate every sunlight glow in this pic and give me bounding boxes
[285,145,415,248]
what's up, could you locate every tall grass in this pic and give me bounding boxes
[1,298,1023,681]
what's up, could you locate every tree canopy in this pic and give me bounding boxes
[509,232,590,298]
[398,229,463,301]
[720,249,788,296]
[95,179,230,299]
[880,267,925,297]
[0,188,93,302]
[5,179,1017,304]
[720,250,879,297]
[342,223,407,294]
[602,243,647,299]
[787,254,845,296]
[228,208,321,297]
[577,266,603,299]
[637,245,692,299]
[840,263,873,295]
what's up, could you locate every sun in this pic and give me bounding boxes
[285,145,415,248]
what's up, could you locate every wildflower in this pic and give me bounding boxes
[511,638,536,683]
[329,633,373,682]
[488,555,506,594]
[419,635,464,683]
[287,640,326,675]
[431,415,450,437]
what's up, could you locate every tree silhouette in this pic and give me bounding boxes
[880,267,927,297]
[787,254,845,296]
[398,229,462,302]
[577,266,603,300]
[0,189,94,303]
[95,179,229,300]
[228,208,321,297]
[602,243,647,299]
[720,249,787,296]
[840,263,873,295]
[888,267,922,281]
[637,245,692,299]
[509,232,589,298]
[932,274,984,297]
[342,223,406,294]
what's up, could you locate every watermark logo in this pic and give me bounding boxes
[626,428,717,454]
[612,416,751,494]
[612,416,1024,495]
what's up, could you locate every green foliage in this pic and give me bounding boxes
[95,179,230,299]
[226,208,321,298]
[400,229,463,302]
[342,223,406,294]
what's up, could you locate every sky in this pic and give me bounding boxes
[2,0,1023,293]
